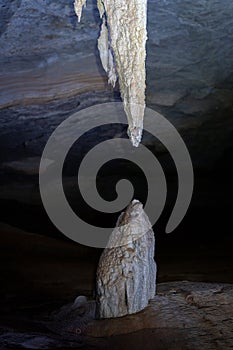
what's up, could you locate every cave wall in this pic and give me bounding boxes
[0,0,233,236]
[0,0,233,109]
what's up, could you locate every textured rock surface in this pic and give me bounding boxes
[96,200,156,318]
[0,0,104,108]
[0,227,232,349]
[87,281,233,350]
[1,1,232,182]
[1,0,233,111]
[0,281,232,349]
[75,0,147,146]
[0,0,233,169]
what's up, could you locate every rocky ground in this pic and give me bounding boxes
[0,224,232,349]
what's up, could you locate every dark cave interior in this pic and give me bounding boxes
[0,0,233,349]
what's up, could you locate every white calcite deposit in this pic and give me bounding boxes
[96,200,156,318]
[74,0,148,146]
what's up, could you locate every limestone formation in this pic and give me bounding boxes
[74,0,148,147]
[96,200,157,318]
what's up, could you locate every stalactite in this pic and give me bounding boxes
[74,0,148,147]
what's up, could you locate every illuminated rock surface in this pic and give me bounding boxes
[96,200,156,318]
[75,0,147,146]
[1,0,233,118]
[1,0,232,157]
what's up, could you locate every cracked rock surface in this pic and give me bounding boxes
[75,0,147,146]
[96,200,156,318]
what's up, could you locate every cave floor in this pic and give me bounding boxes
[0,223,232,349]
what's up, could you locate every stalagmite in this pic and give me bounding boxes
[96,200,157,318]
[74,0,148,147]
